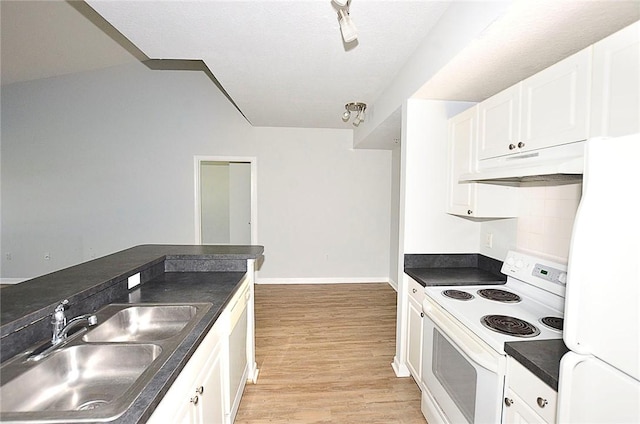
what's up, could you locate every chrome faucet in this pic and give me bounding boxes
[51,300,98,345]
[27,300,98,361]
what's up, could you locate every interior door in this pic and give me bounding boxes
[199,160,252,245]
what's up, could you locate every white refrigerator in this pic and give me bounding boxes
[558,133,640,423]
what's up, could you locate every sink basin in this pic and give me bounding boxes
[83,305,198,342]
[0,344,161,413]
[0,302,212,422]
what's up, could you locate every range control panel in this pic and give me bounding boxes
[502,250,568,297]
[532,263,567,285]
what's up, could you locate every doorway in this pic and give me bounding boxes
[194,156,257,245]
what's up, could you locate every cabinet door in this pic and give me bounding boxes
[520,48,591,151]
[447,106,519,218]
[406,296,423,384]
[196,340,226,424]
[478,84,521,160]
[591,21,640,137]
[447,106,476,215]
[147,353,200,424]
[503,390,548,424]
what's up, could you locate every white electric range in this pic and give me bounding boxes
[420,250,567,424]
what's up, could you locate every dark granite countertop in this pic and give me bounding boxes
[404,253,506,287]
[505,339,569,391]
[107,271,247,423]
[405,267,506,287]
[0,244,264,423]
[0,244,263,339]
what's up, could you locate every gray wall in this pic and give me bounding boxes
[1,62,391,282]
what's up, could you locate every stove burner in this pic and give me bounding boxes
[540,316,564,331]
[442,289,474,301]
[481,315,540,337]
[477,289,521,303]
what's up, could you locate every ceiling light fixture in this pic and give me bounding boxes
[334,0,358,43]
[342,102,366,126]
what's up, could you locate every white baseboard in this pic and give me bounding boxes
[391,355,411,377]
[255,277,391,285]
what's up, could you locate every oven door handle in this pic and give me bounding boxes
[423,301,499,373]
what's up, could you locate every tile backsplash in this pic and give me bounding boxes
[516,181,582,263]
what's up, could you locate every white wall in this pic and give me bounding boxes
[401,99,481,256]
[1,62,392,281]
[388,144,402,290]
[253,127,391,282]
[393,99,483,376]
[478,182,581,264]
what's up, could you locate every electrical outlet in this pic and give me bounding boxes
[484,233,493,248]
[128,273,141,290]
[5,253,12,261]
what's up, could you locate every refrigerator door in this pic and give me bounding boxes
[558,352,640,423]
[564,134,640,380]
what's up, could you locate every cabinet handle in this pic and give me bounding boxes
[420,312,424,318]
[504,397,513,407]
[195,386,204,395]
[467,210,472,215]
[412,288,417,294]
[536,397,548,408]
[508,143,516,150]
[190,395,199,405]
[518,141,525,148]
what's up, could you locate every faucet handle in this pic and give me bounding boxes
[52,300,68,324]
[55,299,69,313]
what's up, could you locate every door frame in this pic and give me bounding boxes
[194,155,258,245]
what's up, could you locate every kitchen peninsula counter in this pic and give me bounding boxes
[0,244,263,423]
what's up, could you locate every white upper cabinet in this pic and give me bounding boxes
[590,21,640,137]
[478,85,521,160]
[447,106,518,218]
[519,47,591,152]
[477,48,591,161]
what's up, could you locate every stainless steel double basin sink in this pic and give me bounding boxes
[0,303,212,422]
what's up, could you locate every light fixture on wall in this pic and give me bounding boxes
[341,102,366,126]
[333,0,357,43]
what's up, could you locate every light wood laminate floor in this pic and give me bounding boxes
[235,283,426,424]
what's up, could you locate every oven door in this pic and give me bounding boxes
[421,296,505,424]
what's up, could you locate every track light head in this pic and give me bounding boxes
[341,102,366,126]
[338,9,357,43]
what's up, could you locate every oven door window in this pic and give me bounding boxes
[433,329,477,423]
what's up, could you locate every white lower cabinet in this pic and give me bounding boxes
[503,357,558,424]
[148,275,253,424]
[148,317,227,424]
[406,276,424,387]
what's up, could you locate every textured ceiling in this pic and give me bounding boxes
[85,0,451,129]
[2,1,639,133]
[415,0,640,101]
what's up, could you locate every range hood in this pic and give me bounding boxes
[460,140,586,183]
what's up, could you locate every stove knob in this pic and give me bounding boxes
[515,259,524,269]
[506,256,515,267]
[558,272,567,284]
